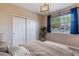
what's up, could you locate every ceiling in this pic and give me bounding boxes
[13,3,74,15]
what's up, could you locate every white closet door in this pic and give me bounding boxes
[13,17,26,45]
[26,19,37,42]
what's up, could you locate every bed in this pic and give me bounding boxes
[18,41,74,56]
[0,32,78,56]
[0,40,77,56]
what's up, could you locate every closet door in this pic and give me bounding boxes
[26,19,37,42]
[13,17,26,45]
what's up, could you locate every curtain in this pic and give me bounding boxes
[47,15,51,33]
[70,7,78,34]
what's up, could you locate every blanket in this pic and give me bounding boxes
[20,41,74,56]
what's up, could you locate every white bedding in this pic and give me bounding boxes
[20,41,74,56]
[8,45,31,56]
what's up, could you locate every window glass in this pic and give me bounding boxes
[51,14,71,34]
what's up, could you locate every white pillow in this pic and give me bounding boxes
[8,45,31,56]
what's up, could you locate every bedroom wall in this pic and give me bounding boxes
[0,3,44,44]
[43,16,47,27]
[46,33,79,47]
[45,4,79,47]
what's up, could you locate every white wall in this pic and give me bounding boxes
[0,4,44,44]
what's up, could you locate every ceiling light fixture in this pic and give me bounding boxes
[40,3,49,14]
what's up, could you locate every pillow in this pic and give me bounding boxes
[8,45,31,56]
[0,52,11,56]
[0,41,8,53]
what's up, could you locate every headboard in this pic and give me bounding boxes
[46,33,79,48]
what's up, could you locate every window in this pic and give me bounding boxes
[51,14,71,34]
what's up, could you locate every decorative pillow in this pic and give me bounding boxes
[0,41,8,53]
[0,52,11,56]
[8,45,31,56]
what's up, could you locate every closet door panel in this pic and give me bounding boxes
[13,17,26,45]
[26,19,37,42]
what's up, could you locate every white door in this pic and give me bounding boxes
[13,17,26,46]
[26,19,37,42]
